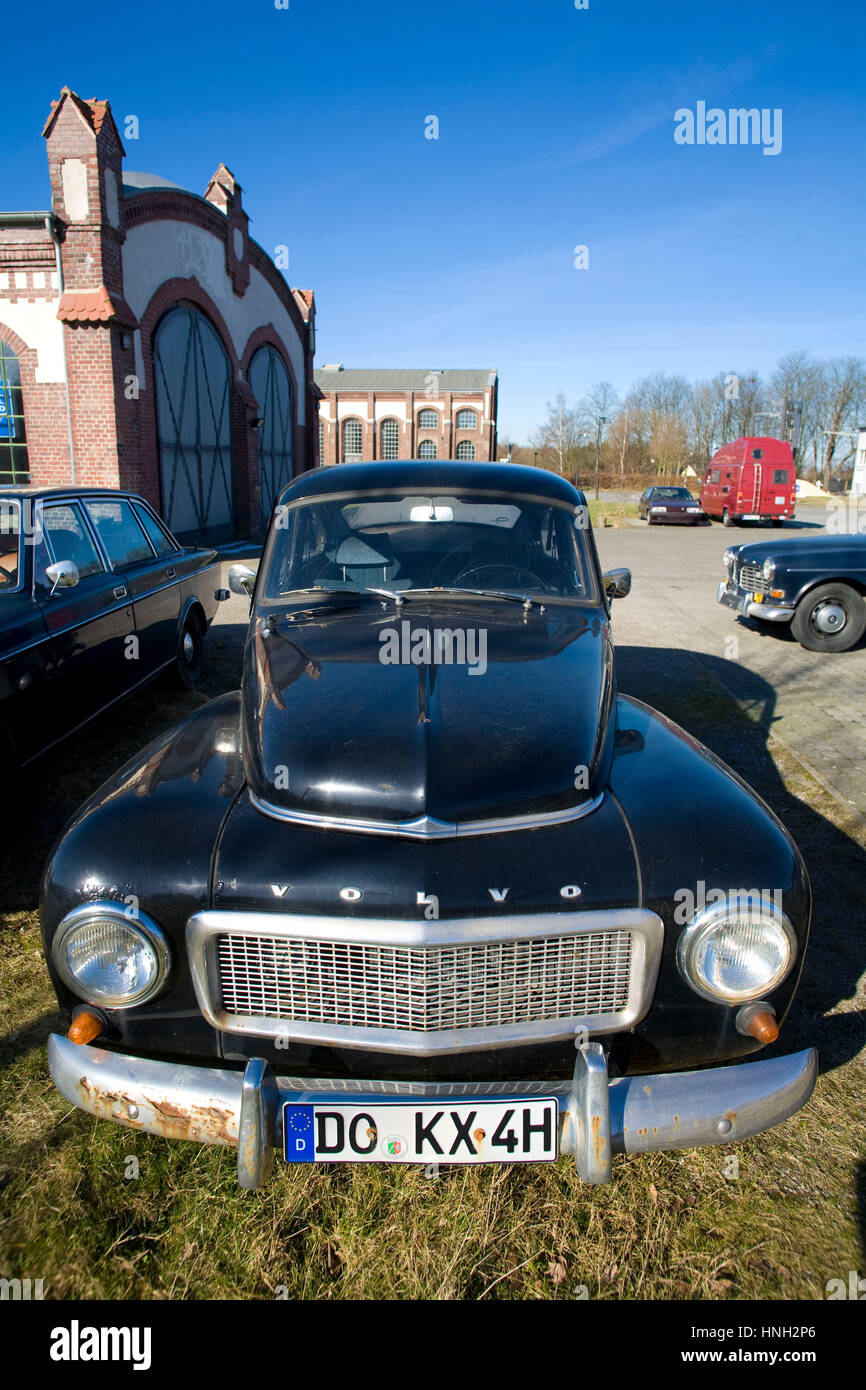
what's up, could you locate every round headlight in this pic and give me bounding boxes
[677,897,795,1004]
[762,556,776,581]
[52,902,170,1008]
[723,548,735,568]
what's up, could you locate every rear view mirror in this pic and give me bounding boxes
[603,568,631,600]
[45,560,80,596]
[228,564,256,597]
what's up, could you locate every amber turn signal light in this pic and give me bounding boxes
[736,1004,779,1045]
[68,1009,104,1045]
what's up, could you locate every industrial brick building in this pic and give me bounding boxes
[315,367,498,465]
[0,87,317,542]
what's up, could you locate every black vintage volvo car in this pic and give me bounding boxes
[42,462,816,1186]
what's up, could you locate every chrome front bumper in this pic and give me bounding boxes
[47,1034,818,1190]
[717,579,795,623]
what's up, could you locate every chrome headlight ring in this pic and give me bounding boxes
[676,895,797,1005]
[52,900,171,1009]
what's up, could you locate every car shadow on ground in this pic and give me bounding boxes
[729,611,866,654]
[616,644,866,1079]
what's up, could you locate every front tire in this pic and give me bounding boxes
[168,610,205,688]
[790,583,866,653]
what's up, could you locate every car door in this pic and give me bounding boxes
[34,499,134,742]
[0,497,56,763]
[83,496,182,677]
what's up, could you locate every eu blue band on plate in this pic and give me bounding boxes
[283,1104,315,1162]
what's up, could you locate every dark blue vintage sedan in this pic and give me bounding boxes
[0,486,226,768]
[718,532,866,652]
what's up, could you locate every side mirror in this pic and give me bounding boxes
[603,568,631,600]
[45,560,80,596]
[228,564,256,598]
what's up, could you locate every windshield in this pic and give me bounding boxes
[261,491,597,602]
[653,487,693,500]
[0,500,20,590]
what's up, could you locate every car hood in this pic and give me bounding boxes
[733,533,866,569]
[241,600,615,828]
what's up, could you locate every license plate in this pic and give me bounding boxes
[282,1098,558,1165]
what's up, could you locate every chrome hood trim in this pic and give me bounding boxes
[247,787,605,838]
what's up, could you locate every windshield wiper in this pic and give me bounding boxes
[277,586,407,607]
[405,586,542,610]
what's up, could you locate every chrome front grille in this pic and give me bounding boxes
[737,563,769,595]
[215,930,633,1032]
[186,909,664,1055]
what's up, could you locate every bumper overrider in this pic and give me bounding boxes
[717,578,795,624]
[47,1033,818,1190]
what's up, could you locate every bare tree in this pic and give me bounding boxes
[815,356,866,484]
[529,393,584,476]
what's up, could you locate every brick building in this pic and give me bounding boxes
[0,87,317,543]
[315,367,498,465]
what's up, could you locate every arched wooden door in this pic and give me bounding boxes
[154,305,235,544]
[248,346,294,521]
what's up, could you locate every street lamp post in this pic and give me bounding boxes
[594,416,606,499]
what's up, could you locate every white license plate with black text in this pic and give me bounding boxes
[282,1098,558,1165]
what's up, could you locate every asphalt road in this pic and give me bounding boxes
[594,503,866,819]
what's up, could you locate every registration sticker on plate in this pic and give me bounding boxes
[282,1098,559,1165]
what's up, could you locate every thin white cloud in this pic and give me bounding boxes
[512,52,770,173]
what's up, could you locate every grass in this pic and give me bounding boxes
[587,500,639,527]
[0,627,863,1300]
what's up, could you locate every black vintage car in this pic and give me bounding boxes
[42,462,816,1187]
[718,531,866,652]
[637,485,704,524]
[0,486,225,769]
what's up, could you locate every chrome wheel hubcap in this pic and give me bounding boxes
[183,630,196,661]
[812,601,846,634]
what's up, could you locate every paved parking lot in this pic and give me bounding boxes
[594,503,866,819]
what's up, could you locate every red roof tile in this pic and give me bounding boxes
[42,88,123,151]
[57,287,138,328]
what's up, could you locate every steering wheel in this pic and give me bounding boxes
[453,562,544,591]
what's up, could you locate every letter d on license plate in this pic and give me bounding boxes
[282,1098,558,1165]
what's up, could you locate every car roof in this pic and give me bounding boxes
[0,485,144,500]
[277,461,586,506]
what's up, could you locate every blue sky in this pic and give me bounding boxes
[3,0,864,440]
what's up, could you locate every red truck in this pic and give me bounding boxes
[700,437,796,527]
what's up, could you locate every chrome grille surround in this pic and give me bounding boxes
[187,909,664,1056]
[737,563,769,596]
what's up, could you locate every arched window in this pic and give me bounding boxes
[418,439,437,459]
[380,418,400,459]
[0,338,29,484]
[249,345,294,518]
[417,408,439,430]
[455,409,477,430]
[456,440,476,460]
[342,418,363,461]
[154,305,234,543]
